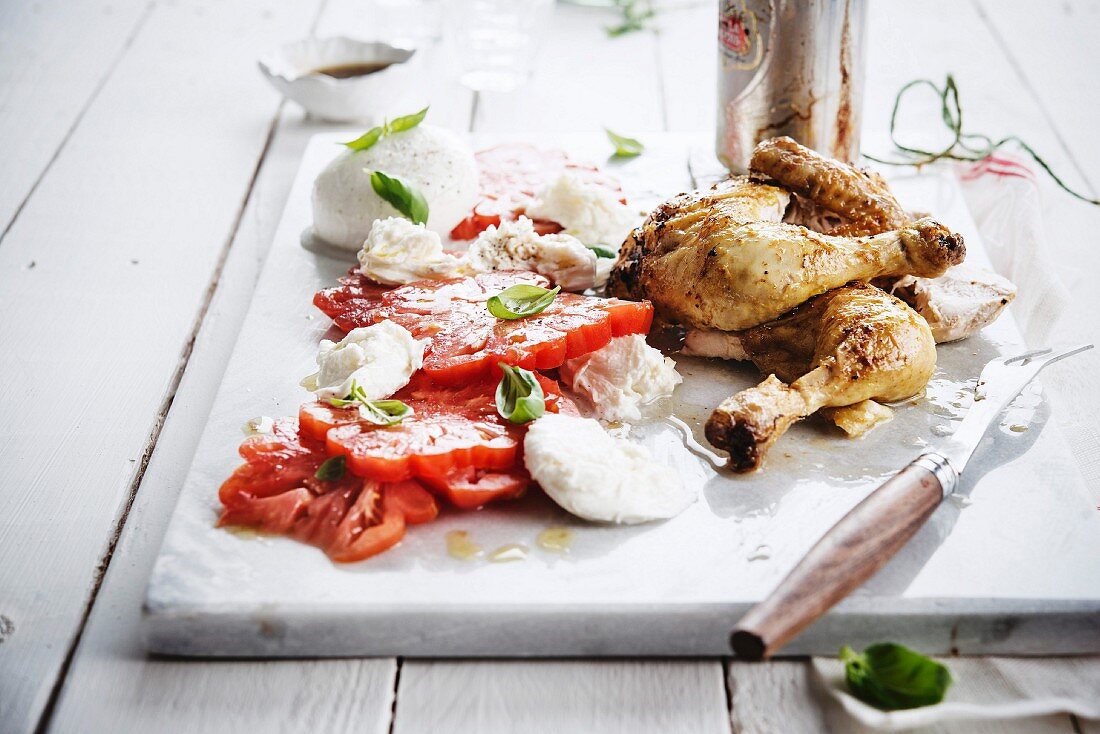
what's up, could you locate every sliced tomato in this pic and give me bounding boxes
[420,467,530,510]
[313,271,654,385]
[218,419,327,506]
[300,373,571,483]
[217,421,444,563]
[450,144,623,240]
[383,480,440,524]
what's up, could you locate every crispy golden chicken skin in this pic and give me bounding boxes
[609,184,964,331]
[750,136,910,237]
[702,283,937,472]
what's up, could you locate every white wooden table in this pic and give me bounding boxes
[2,1,1099,732]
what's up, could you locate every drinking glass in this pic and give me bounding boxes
[445,0,555,92]
[365,0,443,47]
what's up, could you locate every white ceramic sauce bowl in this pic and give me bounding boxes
[258,36,421,122]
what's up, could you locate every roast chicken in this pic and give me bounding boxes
[608,180,964,331]
[754,136,1016,341]
[698,283,937,472]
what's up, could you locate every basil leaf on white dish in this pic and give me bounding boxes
[370,170,429,225]
[840,643,953,710]
[467,216,599,292]
[605,127,645,158]
[312,124,479,249]
[487,283,561,320]
[357,216,465,285]
[314,455,347,481]
[341,106,429,152]
[301,321,424,401]
[386,106,429,133]
[524,413,695,524]
[495,363,546,424]
[560,334,682,422]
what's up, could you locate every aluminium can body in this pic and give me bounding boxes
[717,0,868,172]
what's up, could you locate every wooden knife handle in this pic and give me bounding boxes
[730,453,957,661]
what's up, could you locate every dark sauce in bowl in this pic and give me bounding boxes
[311,61,393,79]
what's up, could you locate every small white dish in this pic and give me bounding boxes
[258,36,420,122]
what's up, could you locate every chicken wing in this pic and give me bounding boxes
[701,283,936,472]
[750,136,910,237]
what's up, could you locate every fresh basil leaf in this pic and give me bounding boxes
[369,170,429,224]
[587,244,617,259]
[840,643,953,710]
[342,125,385,152]
[495,363,546,425]
[387,106,429,133]
[315,455,347,481]
[487,284,561,320]
[357,398,413,426]
[605,127,645,157]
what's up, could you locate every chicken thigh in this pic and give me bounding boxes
[700,283,936,472]
[609,205,965,331]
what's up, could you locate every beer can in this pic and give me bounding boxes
[716,0,868,172]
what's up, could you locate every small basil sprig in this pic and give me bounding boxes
[840,643,953,710]
[495,363,545,425]
[327,380,413,426]
[370,170,429,225]
[342,106,429,152]
[487,284,561,320]
[315,455,347,481]
[586,244,617,259]
[606,128,644,158]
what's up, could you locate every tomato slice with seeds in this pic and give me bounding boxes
[420,467,530,510]
[303,372,571,482]
[314,271,654,385]
[217,421,442,563]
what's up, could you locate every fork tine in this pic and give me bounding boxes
[1034,343,1093,369]
[1003,348,1053,365]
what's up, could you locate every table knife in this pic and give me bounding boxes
[729,344,1094,661]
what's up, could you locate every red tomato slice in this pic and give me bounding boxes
[305,372,570,483]
[313,271,654,385]
[450,144,623,240]
[217,421,444,563]
[420,467,530,510]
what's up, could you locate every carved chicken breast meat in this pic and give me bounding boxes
[700,283,937,472]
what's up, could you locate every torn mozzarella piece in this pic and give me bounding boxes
[302,321,424,400]
[524,413,695,524]
[357,217,465,285]
[526,173,639,247]
[465,216,597,292]
[560,335,682,422]
[890,264,1017,344]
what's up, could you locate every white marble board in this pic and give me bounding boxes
[143,133,1100,657]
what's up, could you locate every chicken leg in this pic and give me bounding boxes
[610,207,964,331]
[702,283,936,472]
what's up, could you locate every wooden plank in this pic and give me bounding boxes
[472,2,665,134]
[0,0,329,731]
[45,7,475,733]
[394,660,730,734]
[43,111,398,734]
[0,0,149,233]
